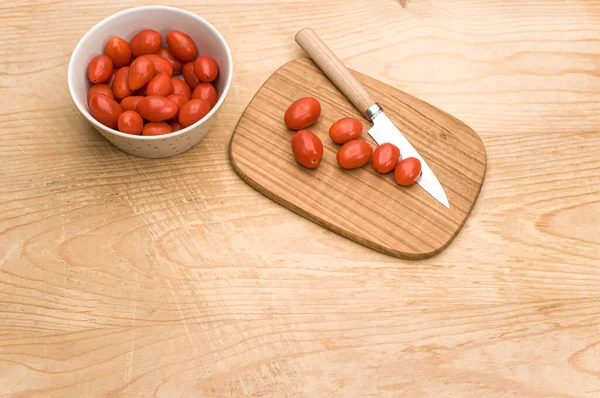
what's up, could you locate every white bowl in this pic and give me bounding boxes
[67,6,233,158]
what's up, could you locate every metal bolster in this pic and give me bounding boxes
[365,103,383,121]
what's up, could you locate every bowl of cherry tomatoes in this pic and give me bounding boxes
[67,6,233,158]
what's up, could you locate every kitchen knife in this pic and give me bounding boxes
[295,28,450,209]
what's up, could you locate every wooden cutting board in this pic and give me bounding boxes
[230,58,486,259]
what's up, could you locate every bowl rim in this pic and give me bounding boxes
[67,5,233,140]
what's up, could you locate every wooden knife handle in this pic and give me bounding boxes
[295,27,376,118]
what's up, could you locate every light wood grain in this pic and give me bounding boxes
[295,28,376,116]
[230,58,486,259]
[0,0,599,396]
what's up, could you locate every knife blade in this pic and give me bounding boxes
[368,111,450,208]
[294,27,450,209]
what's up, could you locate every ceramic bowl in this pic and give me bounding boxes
[67,6,233,158]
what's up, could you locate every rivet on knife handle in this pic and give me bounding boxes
[295,27,377,119]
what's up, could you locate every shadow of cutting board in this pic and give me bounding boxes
[230,58,486,259]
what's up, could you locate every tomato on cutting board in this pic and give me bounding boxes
[372,143,400,174]
[291,129,323,169]
[336,139,372,169]
[394,157,422,186]
[329,117,363,144]
[284,97,321,130]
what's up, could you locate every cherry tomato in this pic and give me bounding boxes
[291,130,323,169]
[166,31,197,62]
[394,157,422,186]
[284,97,321,130]
[87,84,114,103]
[336,139,372,169]
[178,99,211,127]
[141,54,173,77]
[117,110,143,135]
[166,94,188,114]
[137,96,178,122]
[142,122,173,136]
[87,55,113,84]
[171,78,191,99]
[157,47,183,74]
[146,74,173,96]
[193,55,219,83]
[89,94,123,129]
[191,83,217,107]
[182,62,200,89]
[128,56,154,90]
[112,67,132,99]
[120,96,144,112]
[372,143,401,174]
[104,36,131,68]
[329,117,363,144]
[129,29,161,57]
[170,121,184,132]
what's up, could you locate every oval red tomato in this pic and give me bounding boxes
[193,55,219,83]
[284,97,321,130]
[191,83,217,107]
[117,110,143,135]
[336,139,372,169]
[329,117,363,144]
[89,94,123,129]
[105,36,131,68]
[146,74,173,96]
[129,29,161,57]
[182,62,200,89]
[171,78,191,99]
[112,67,132,99]
[142,122,173,136]
[372,143,400,174]
[157,47,183,74]
[166,31,197,62]
[394,157,422,186]
[178,99,211,127]
[87,84,114,103]
[137,96,178,122]
[291,130,323,169]
[88,55,113,84]
[128,56,155,90]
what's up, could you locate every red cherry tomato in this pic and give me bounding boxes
[291,130,323,169]
[166,31,197,62]
[128,56,154,90]
[284,97,321,130]
[141,54,173,77]
[329,117,363,144]
[178,99,211,127]
[117,110,143,135]
[112,67,133,99]
[87,84,114,103]
[120,96,144,112]
[372,143,401,174]
[157,47,183,74]
[137,96,178,122]
[394,157,422,186]
[105,36,131,68]
[182,62,200,89]
[142,122,173,136]
[129,29,161,57]
[89,94,123,129]
[191,83,217,107]
[170,121,184,132]
[87,55,113,84]
[336,139,372,169]
[166,94,188,114]
[193,55,219,83]
[171,78,191,99]
[146,74,173,96]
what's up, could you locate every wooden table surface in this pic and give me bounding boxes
[1,0,599,396]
